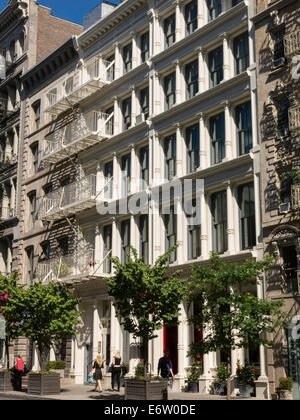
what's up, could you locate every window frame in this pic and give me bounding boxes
[164,14,176,48]
[233,32,249,75]
[236,101,253,156]
[164,72,176,110]
[186,123,200,173]
[210,113,225,165]
[185,59,199,99]
[211,190,228,254]
[164,134,177,180]
[121,219,131,264]
[208,46,223,88]
[238,183,256,250]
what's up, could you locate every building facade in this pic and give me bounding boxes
[18,0,273,396]
[254,0,300,400]
[0,0,82,366]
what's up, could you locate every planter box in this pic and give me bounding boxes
[28,373,60,395]
[213,382,226,395]
[238,384,253,398]
[278,389,293,400]
[125,379,168,400]
[51,369,64,379]
[0,371,13,391]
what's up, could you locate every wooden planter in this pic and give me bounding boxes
[0,371,13,392]
[125,379,168,400]
[28,373,60,395]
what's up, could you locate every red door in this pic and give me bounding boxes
[163,320,178,375]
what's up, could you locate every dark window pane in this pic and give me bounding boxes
[209,46,223,87]
[164,14,176,48]
[238,183,256,250]
[210,113,225,164]
[236,102,252,155]
[185,60,199,99]
[211,191,227,254]
[185,1,198,34]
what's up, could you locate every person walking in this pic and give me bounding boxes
[14,355,24,391]
[111,350,122,391]
[157,350,174,381]
[92,355,104,393]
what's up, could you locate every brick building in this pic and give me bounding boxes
[254,0,300,399]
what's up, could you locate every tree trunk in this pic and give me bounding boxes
[37,345,50,372]
[226,356,231,400]
[5,339,9,369]
[142,337,149,378]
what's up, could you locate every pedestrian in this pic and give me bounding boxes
[157,350,174,381]
[14,355,24,391]
[111,350,122,391]
[92,354,104,393]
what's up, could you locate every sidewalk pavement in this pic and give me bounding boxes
[0,383,267,400]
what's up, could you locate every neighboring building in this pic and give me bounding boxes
[22,0,270,396]
[0,0,82,365]
[254,0,300,400]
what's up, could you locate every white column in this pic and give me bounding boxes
[200,191,208,259]
[92,302,100,361]
[131,32,138,68]
[131,86,137,127]
[176,304,187,387]
[174,60,183,105]
[222,33,231,81]
[153,71,161,116]
[112,217,119,259]
[13,126,18,157]
[176,198,184,264]
[148,11,154,58]
[223,101,232,160]
[113,96,120,135]
[175,123,184,178]
[225,181,235,253]
[110,302,121,356]
[113,152,119,200]
[197,0,206,27]
[198,112,207,170]
[95,225,101,271]
[153,11,161,55]
[175,0,184,42]
[114,42,121,78]
[198,47,206,94]
[130,144,137,194]
[10,178,15,214]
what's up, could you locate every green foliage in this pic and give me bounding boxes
[213,363,230,384]
[108,246,185,343]
[135,362,144,377]
[236,361,259,385]
[46,360,66,370]
[186,253,287,360]
[278,377,293,390]
[186,361,203,383]
[280,169,300,185]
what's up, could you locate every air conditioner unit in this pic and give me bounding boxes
[272,57,286,69]
[136,113,145,125]
[279,202,291,214]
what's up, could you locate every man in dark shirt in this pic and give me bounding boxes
[157,350,174,380]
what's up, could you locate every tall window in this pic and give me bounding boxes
[104,161,113,199]
[40,241,50,261]
[122,97,131,130]
[123,43,132,73]
[105,106,114,135]
[234,33,249,74]
[103,225,112,274]
[32,101,41,130]
[281,245,298,293]
[26,246,34,284]
[28,191,36,230]
[210,113,225,164]
[140,146,149,188]
[165,134,176,180]
[164,72,176,110]
[185,60,199,99]
[236,102,252,155]
[188,198,201,260]
[164,206,177,263]
[30,142,39,175]
[186,123,200,173]
[209,46,223,87]
[238,183,256,250]
[211,190,227,254]
[139,215,149,264]
[276,97,290,138]
[207,0,222,21]
[141,32,150,63]
[140,87,149,120]
[272,26,286,68]
[185,1,198,35]
[121,219,130,264]
[58,236,69,256]
[164,14,176,48]
[121,154,131,197]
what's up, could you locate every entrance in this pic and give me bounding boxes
[84,343,92,383]
[286,319,300,400]
[163,320,178,375]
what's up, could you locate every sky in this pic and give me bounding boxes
[0,0,120,25]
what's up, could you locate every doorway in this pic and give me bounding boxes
[163,320,178,375]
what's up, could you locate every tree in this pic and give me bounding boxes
[186,253,287,400]
[108,247,186,376]
[20,281,82,371]
[0,272,26,368]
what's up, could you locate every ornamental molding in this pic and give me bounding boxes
[271,226,299,243]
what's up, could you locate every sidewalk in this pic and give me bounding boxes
[0,383,267,400]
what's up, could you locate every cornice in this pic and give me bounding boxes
[0,0,28,34]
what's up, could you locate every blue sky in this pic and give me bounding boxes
[0,0,120,25]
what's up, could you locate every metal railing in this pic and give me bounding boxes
[284,31,300,57]
[42,111,113,161]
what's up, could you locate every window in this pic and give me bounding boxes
[40,241,50,260]
[139,215,149,264]
[105,106,114,135]
[141,32,150,63]
[185,1,198,35]
[210,113,225,164]
[281,245,298,293]
[104,161,113,199]
[164,72,176,110]
[58,236,68,256]
[140,146,149,187]
[103,225,112,274]
[276,97,290,138]
[233,33,249,74]
[122,97,131,130]
[232,0,243,5]
[121,219,130,264]
[106,54,115,82]
[65,77,74,95]
[140,87,149,120]
[209,46,223,87]
[165,134,176,180]
[185,60,199,99]
[164,206,177,263]
[207,0,222,21]
[26,246,34,284]
[211,191,227,254]
[186,123,200,173]
[272,26,286,68]
[280,175,292,205]
[32,101,41,130]
[121,154,131,197]
[238,183,256,250]
[123,43,132,73]
[30,142,39,174]
[236,102,252,155]
[188,199,201,259]
[164,14,176,48]
[28,191,36,230]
